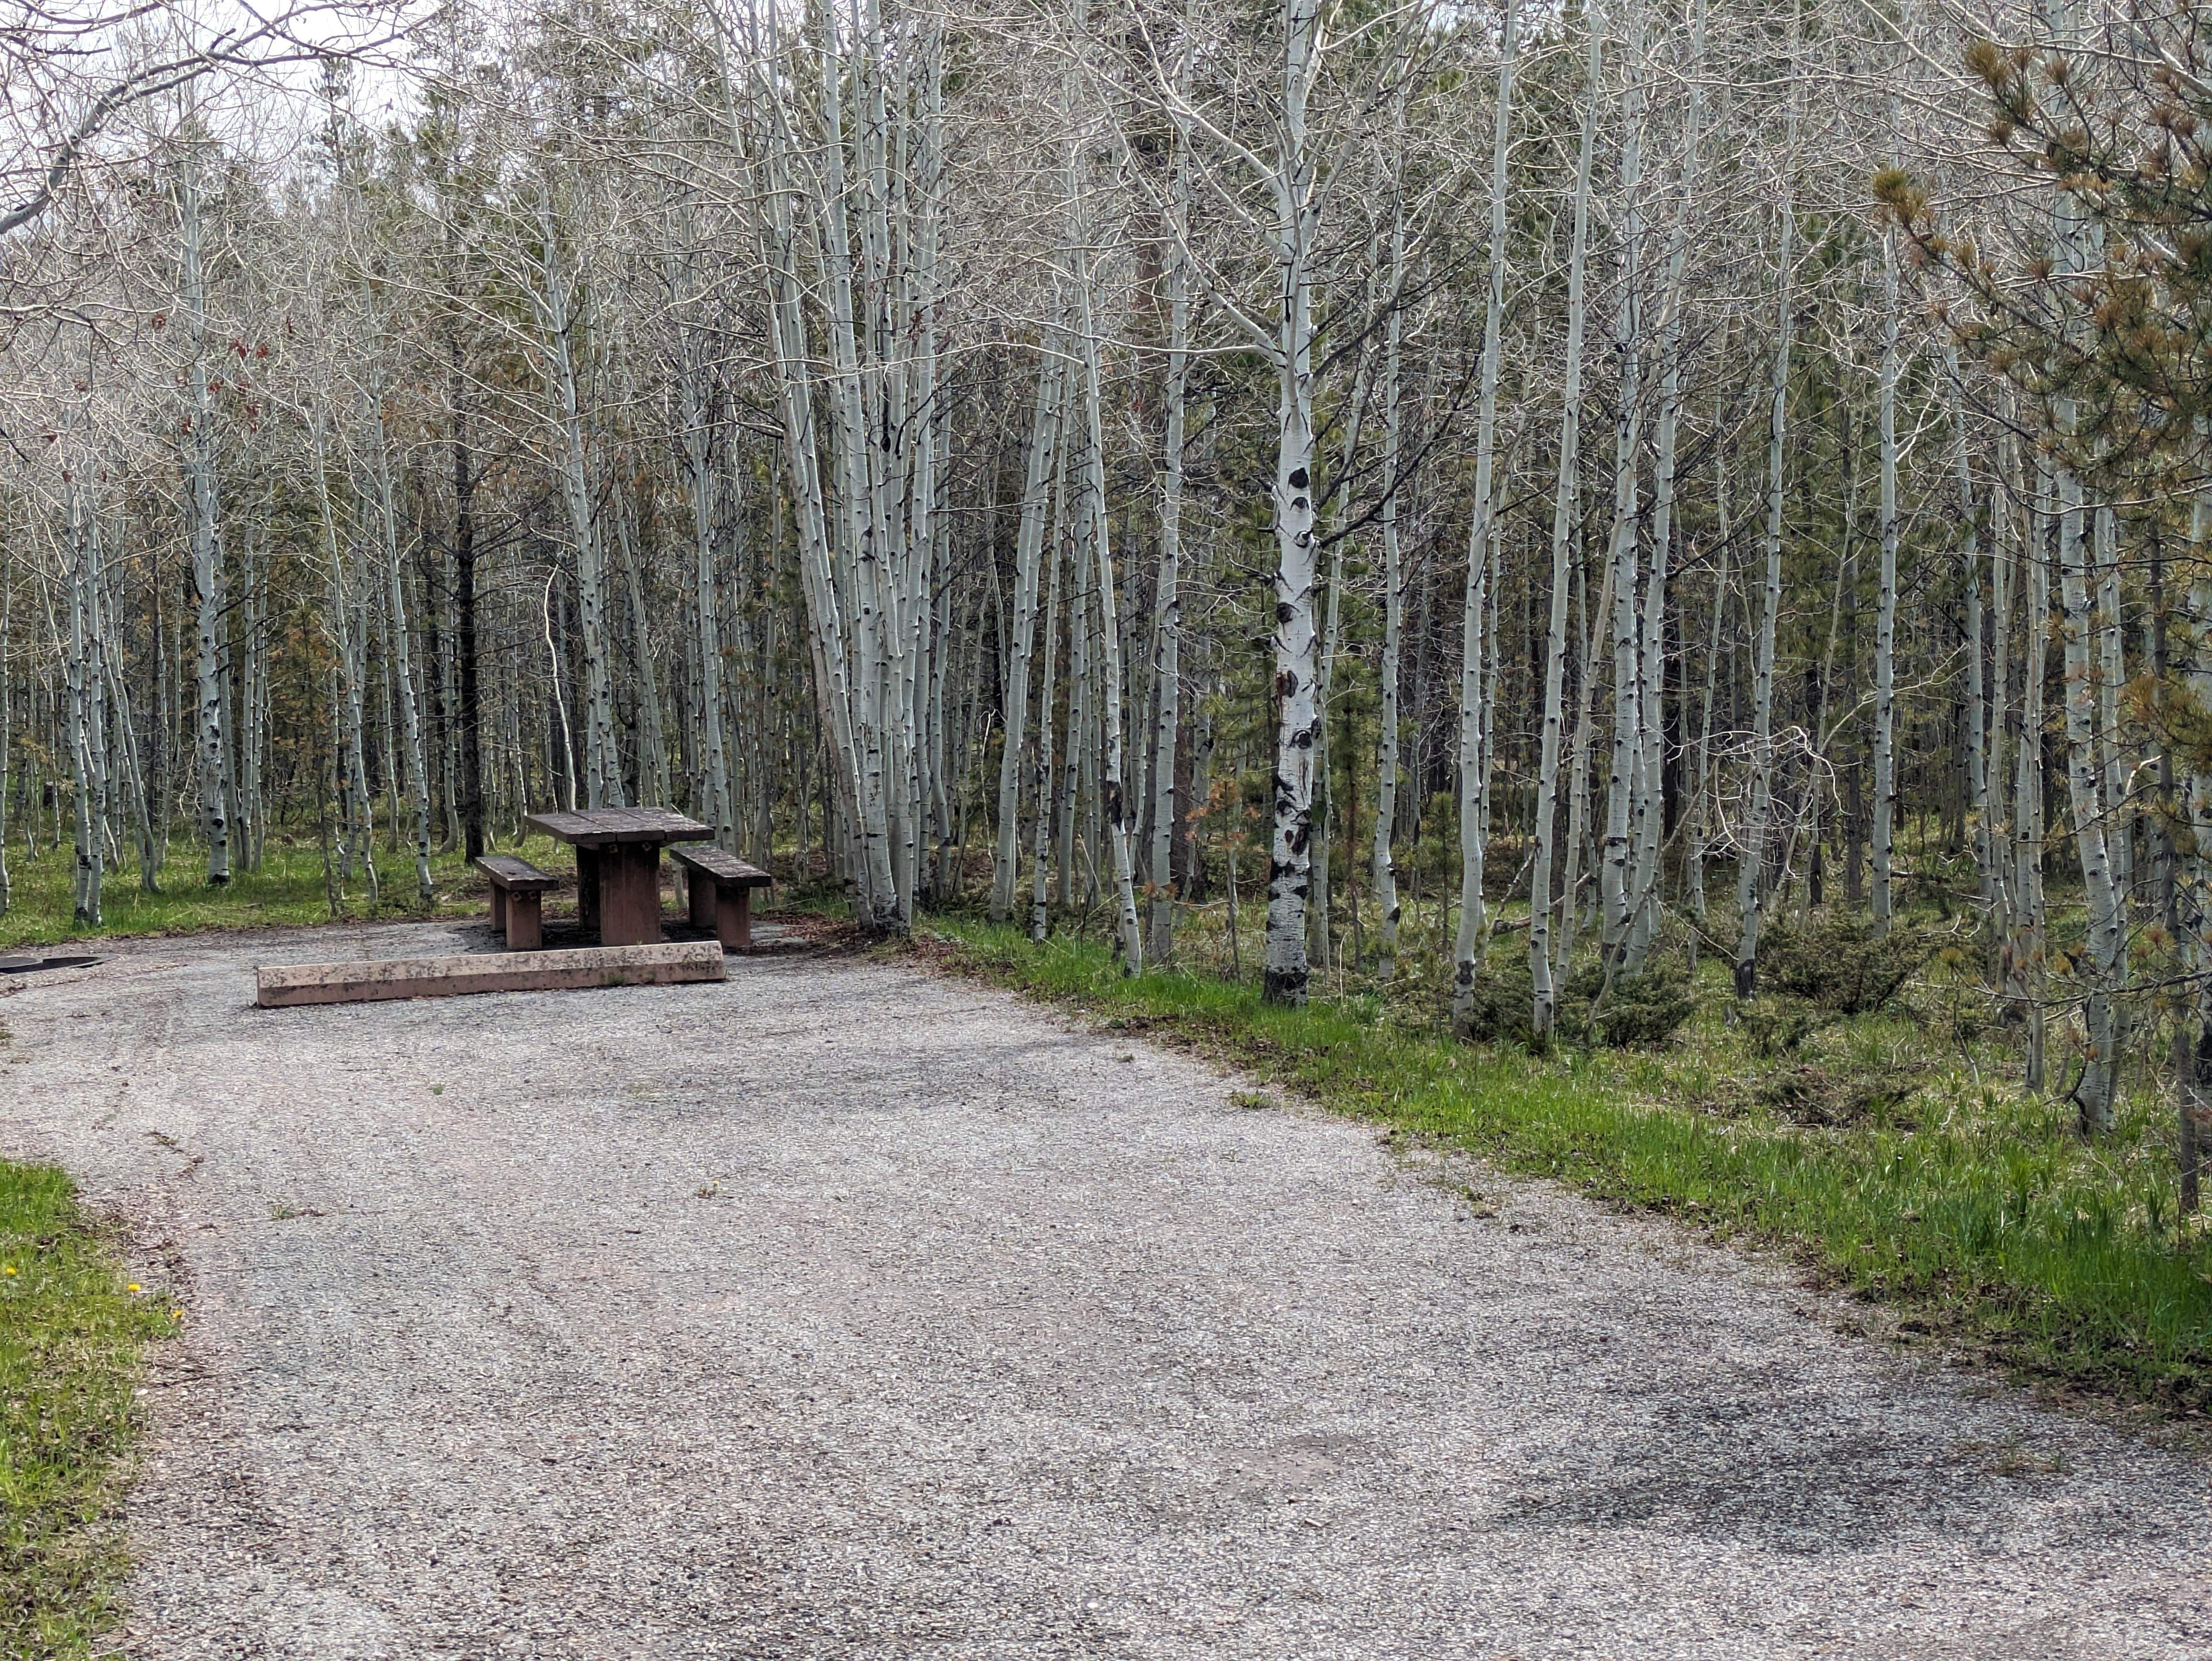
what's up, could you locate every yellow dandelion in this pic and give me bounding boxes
[169,1308,183,1320]
[129,1283,141,1292]
[3,1265,14,1275]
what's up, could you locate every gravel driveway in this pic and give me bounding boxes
[1,921,2207,1660]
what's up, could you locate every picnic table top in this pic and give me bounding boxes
[524,808,714,847]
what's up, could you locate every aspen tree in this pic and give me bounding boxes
[1871,214,1901,935]
[1530,1,1602,1036]
[1031,437,1069,944]
[678,367,734,849]
[1449,0,1516,1031]
[1735,59,1799,999]
[1148,52,1194,966]
[1600,0,1647,966]
[1624,0,1704,974]
[992,350,1064,922]
[176,136,230,885]
[1375,99,1416,986]
[365,374,434,905]
[1259,0,1326,1007]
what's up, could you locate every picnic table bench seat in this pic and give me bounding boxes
[476,853,558,951]
[669,845,772,949]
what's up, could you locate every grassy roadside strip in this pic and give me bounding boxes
[919,915,2212,1422]
[0,1161,172,1657]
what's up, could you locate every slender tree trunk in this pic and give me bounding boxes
[1031,446,1067,943]
[1529,2,1600,1035]
[992,351,1063,921]
[1600,0,1646,966]
[177,144,230,886]
[1735,84,1798,998]
[1261,0,1323,1006]
[1624,0,1702,973]
[452,334,485,861]
[1447,1,1516,1026]
[2056,465,2124,1131]
[368,385,434,905]
[1148,94,1193,965]
[1871,222,1902,933]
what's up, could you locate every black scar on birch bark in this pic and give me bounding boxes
[1277,602,1295,624]
[1287,467,1309,489]
[1264,965,1311,1000]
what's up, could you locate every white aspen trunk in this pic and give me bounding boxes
[1072,230,1142,973]
[2095,507,2131,907]
[1448,0,1518,1027]
[2017,454,2052,1091]
[239,517,263,872]
[1529,3,1601,1035]
[532,206,622,812]
[1559,549,1612,985]
[1030,448,1068,943]
[1307,359,1367,976]
[88,503,110,924]
[177,144,230,885]
[1624,0,1703,974]
[1989,466,2014,938]
[1688,512,1728,922]
[2179,469,2212,1209]
[312,417,378,901]
[66,476,103,927]
[1148,82,1194,964]
[1600,0,1647,966]
[1061,515,1089,911]
[1949,347,1994,919]
[752,80,891,927]
[1869,220,1902,934]
[2057,468,2124,1129]
[105,634,154,897]
[1735,88,1798,998]
[806,10,901,929]
[1262,0,1323,1006]
[618,503,670,807]
[367,385,435,906]
[1376,104,1420,987]
[681,375,735,849]
[992,350,1064,922]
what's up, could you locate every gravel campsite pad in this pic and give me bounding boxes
[2,923,2208,1659]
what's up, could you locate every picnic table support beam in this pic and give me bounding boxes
[686,866,753,949]
[597,842,664,946]
[576,845,600,934]
[505,890,543,951]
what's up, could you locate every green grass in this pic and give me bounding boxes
[0,831,597,952]
[921,911,2212,1419]
[0,1159,173,1657]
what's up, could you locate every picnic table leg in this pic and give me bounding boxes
[575,845,600,935]
[688,868,717,931]
[715,884,752,950]
[489,885,508,933]
[596,843,664,946]
[508,891,543,951]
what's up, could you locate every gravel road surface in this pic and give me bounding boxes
[1,922,2207,1660]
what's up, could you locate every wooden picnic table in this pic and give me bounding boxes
[523,808,714,947]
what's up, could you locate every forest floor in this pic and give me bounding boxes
[1,921,2209,1657]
